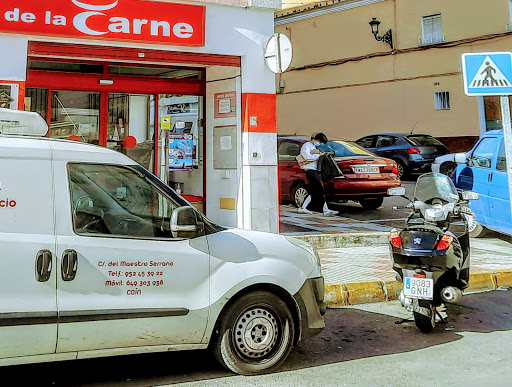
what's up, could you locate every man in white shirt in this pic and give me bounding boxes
[299,133,338,216]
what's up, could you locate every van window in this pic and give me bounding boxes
[497,140,507,171]
[468,137,499,169]
[68,164,181,238]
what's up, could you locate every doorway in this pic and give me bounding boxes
[25,58,206,210]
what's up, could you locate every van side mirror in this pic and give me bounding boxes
[388,187,406,196]
[171,206,204,238]
[454,153,467,164]
[462,191,479,201]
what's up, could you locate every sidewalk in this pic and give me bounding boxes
[291,233,512,306]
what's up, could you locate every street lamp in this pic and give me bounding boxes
[369,17,393,50]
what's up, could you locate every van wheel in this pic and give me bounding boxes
[291,183,309,208]
[212,291,295,375]
[464,214,487,238]
[360,197,384,210]
[440,161,457,177]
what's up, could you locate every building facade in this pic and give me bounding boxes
[275,0,512,151]
[0,0,281,233]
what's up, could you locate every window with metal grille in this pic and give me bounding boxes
[435,92,451,110]
[421,14,444,45]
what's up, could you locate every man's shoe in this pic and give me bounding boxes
[323,209,339,216]
[298,207,313,214]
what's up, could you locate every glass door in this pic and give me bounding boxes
[107,93,156,171]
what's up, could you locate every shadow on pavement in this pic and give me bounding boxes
[4,291,512,386]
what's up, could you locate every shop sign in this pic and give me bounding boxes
[0,92,15,109]
[214,92,236,119]
[0,0,205,47]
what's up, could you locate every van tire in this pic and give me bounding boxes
[212,291,295,375]
[440,161,457,177]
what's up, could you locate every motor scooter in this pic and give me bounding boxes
[387,173,479,332]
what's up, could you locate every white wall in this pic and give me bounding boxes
[0,35,28,81]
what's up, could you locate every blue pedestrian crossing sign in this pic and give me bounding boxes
[462,52,512,96]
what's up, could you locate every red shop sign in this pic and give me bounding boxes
[0,0,205,46]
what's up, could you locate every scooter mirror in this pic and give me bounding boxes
[388,186,406,196]
[462,191,479,201]
[454,153,467,164]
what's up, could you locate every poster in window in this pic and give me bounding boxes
[169,133,194,171]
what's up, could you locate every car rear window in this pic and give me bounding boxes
[320,141,375,157]
[406,135,445,147]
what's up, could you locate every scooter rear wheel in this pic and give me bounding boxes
[413,302,436,333]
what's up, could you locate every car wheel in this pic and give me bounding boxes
[359,197,384,210]
[440,161,457,177]
[395,160,409,180]
[212,291,295,375]
[463,213,487,238]
[291,183,309,208]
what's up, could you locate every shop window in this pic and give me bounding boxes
[28,60,103,74]
[421,14,444,45]
[483,96,512,131]
[435,92,450,110]
[25,88,48,120]
[109,65,202,79]
[50,90,101,144]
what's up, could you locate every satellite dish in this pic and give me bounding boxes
[264,33,293,74]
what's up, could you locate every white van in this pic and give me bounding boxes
[0,109,325,375]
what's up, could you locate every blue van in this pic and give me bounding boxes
[453,130,512,237]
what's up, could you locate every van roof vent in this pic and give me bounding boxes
[0,108,48,137]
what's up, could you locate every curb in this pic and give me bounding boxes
[293,232,389,249]
[325,270,512,307]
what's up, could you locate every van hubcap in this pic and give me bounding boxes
[234,307,279,359]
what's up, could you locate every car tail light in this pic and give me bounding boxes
[392,162,399,175]
[407,148,421,154]
[413,272,426,278]
[436,234,454,250]
[390,230,402,248]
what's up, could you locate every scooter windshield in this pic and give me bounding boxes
[414,172,459,204]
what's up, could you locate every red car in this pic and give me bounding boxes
[278,137,402,210]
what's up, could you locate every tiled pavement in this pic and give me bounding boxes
[279,204,405,235]
[319,237,512,285]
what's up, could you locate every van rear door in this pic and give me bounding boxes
[0,138,57,357]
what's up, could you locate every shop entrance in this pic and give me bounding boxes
[25,58,206,211]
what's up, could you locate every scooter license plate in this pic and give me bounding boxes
[404,277,434,300]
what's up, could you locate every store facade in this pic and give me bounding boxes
[0,0,280,232]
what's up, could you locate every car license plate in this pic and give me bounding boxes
[352,166,379,174]
[404,277,434,300]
